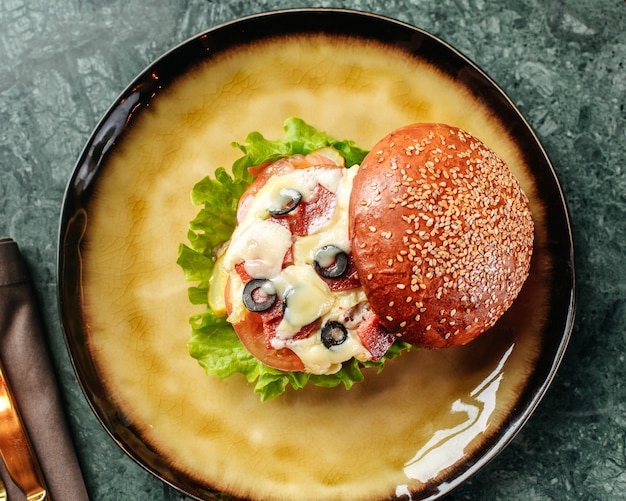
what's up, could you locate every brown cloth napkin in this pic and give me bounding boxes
[0,237,90,500]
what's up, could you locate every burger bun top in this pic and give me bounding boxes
[349,123,534,349]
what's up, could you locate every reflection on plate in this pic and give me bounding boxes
[58,9,575,501]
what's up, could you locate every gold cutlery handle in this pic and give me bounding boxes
[0,361,49,500]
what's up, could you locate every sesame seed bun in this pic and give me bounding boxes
[349,123,534,349]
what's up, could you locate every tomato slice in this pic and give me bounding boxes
[237,151,344,222]
[237,157,300,222]
[225,275,305,372]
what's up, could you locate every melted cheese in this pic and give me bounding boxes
[271,266,333,339]
[222,218,292,279]
[222,162,374,374]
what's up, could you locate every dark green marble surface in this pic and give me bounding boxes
[1,0,624,499]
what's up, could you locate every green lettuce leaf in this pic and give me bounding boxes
[177,117,411,401]
[230,117,369,171]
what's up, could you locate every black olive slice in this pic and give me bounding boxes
[321,321,348,349]
[242,278,277,312]
[314,245,349,279]
[281,287,293,314]
[268,188,302,217]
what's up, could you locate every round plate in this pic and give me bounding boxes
[58,8,575,501]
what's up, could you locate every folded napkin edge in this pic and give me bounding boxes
[0,239,29,287]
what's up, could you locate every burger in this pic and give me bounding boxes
[178,119,534,400]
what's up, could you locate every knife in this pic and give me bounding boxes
[0,360,49,500]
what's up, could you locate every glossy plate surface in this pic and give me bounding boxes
[58,9,575,500]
